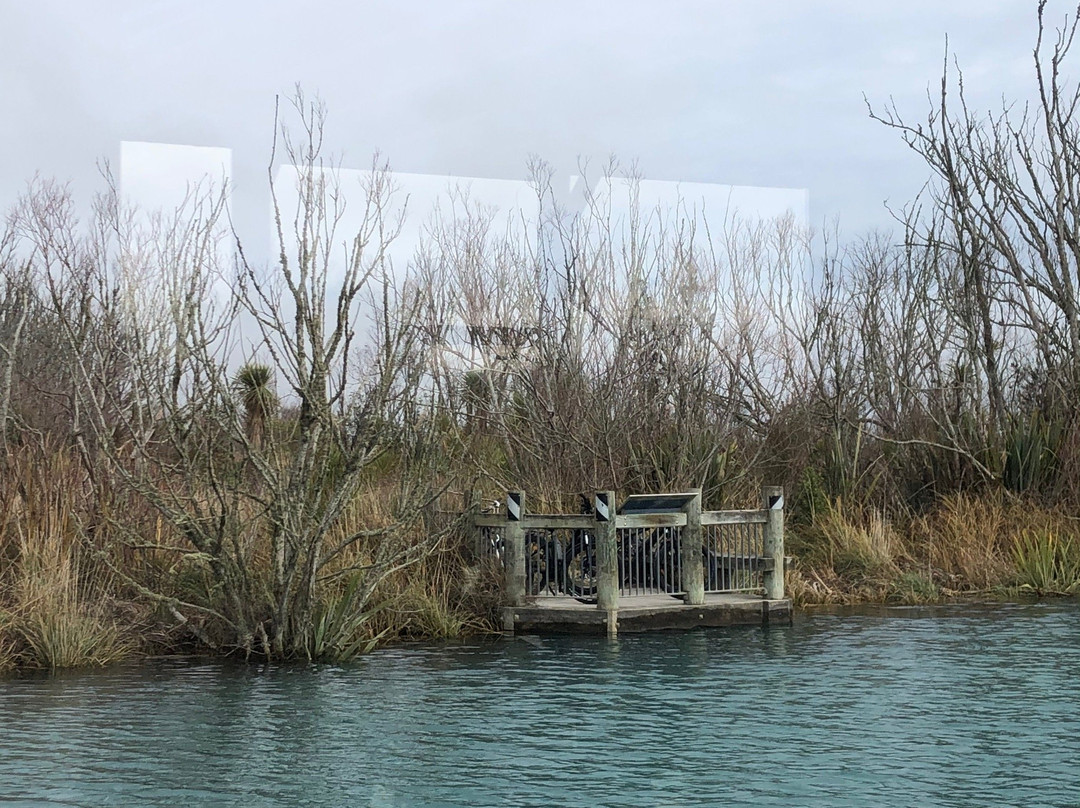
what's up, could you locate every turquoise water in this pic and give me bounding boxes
[1,603,1079,807]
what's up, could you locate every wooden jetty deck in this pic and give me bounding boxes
[476,487,793,637]
[505,593,792,636]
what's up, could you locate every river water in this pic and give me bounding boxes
[1,603,1078,807]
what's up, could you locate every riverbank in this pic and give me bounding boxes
[785,493,1080,606]
[2,488,1078,672]
[0,543,506,672]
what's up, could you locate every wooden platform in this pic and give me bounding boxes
[503,593,792,636]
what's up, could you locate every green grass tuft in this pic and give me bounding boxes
[887,571,941,603]
[1013,530,1080,596]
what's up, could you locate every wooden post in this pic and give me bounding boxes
[505,490,526,607]
[681,488,704,605]
[594,490,618,636]
[762,485,785,601]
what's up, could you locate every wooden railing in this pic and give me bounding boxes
[472,487,785,611]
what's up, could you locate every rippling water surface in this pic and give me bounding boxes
[2,603,1079,807]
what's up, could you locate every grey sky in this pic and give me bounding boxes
[0,0,1059,248]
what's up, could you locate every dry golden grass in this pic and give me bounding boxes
[823,504,902,573]
[1,446,132,669]
[790,492,1080,604]
[907,494,1012,591]
[793,502,904,592]
[785,567,850,607]
[9,517,129,669]
[908,493,1073,592]
[365,540,501,642]
[0,611,16,672]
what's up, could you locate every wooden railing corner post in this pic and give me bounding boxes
[681,488,705,605]
[762,485,785,601]
[505,490,526,607]
[594,490,618,634]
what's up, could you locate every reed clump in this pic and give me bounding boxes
[886,571,941,604]
[789,492,1080,605]
[0,449,133,669]
[820,504,903,579]
[367,544,502,642]
[908,494,1021,592]
[0,612,16,672]
[789,503,906,603]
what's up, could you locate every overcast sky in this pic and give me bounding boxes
[0,0,1064,248]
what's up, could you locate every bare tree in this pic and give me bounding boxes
[871,1,1080,414]
[12,93,461,659]
[0,218,29,455]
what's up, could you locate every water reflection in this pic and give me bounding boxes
[1,603,1079,807]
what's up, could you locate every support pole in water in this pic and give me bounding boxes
[681,488,705,605]
[762,485,785,601]
[505,490,526,608]
[595,490,618,637]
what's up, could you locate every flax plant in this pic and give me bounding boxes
[1013,530,1080,596]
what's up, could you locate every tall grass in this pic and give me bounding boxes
[366,544,501,643]
[787,493,1080,605]
[1,447,131,669]
[807,503,902,579]
[13,530,129,669]
[1013,530,1080,596]
[0,611,16,672]
[908,495,1016,591]
[784,503,903,604]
